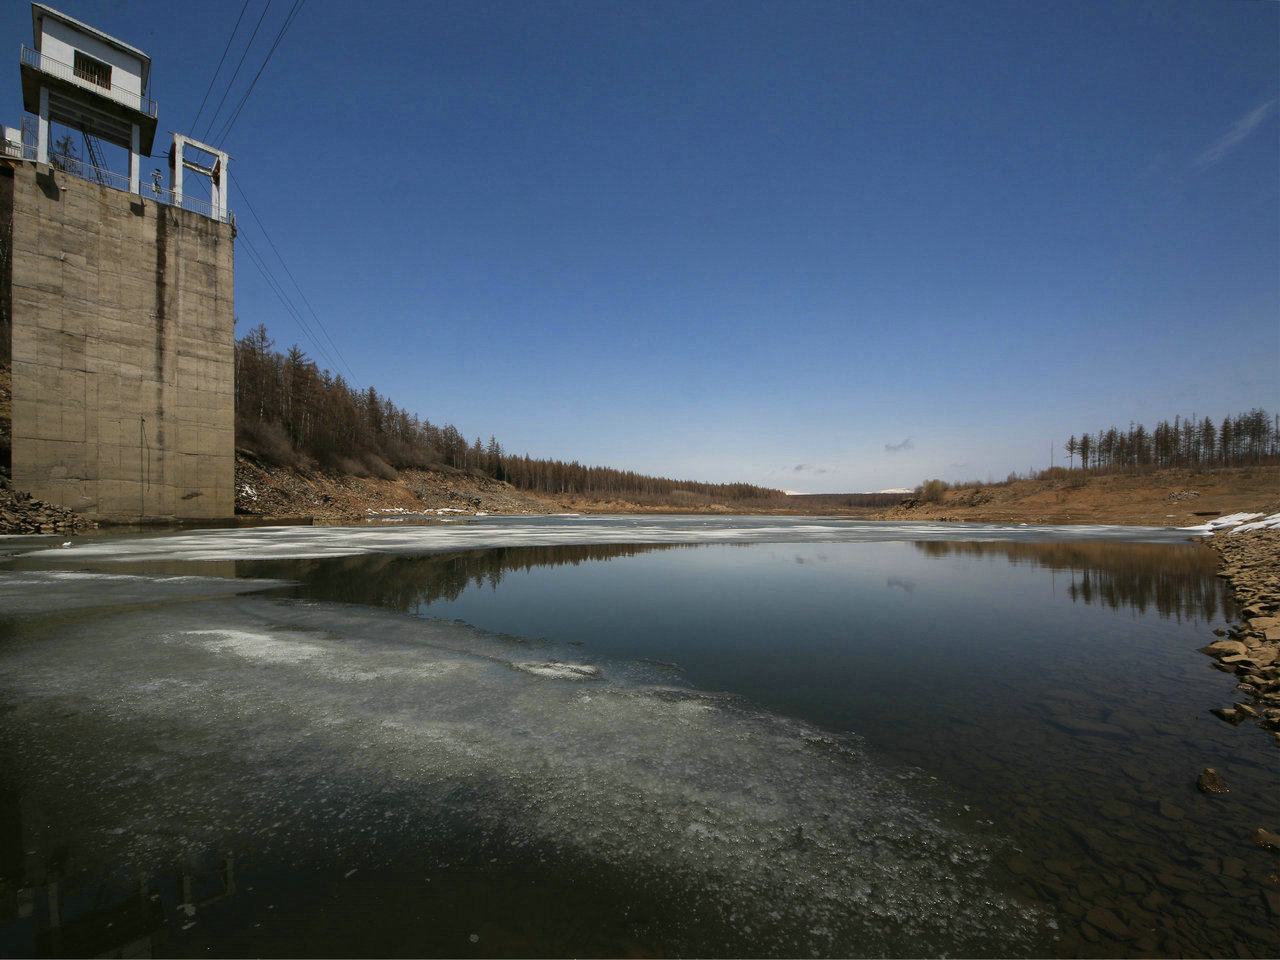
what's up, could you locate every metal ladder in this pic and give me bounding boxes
[78,123,108,186]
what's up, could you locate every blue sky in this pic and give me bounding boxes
[9,0,1278,492]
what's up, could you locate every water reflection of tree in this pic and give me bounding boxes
[250,543,695,614]
[913,541,1232,623]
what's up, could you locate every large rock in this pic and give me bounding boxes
[1253,645,1279,665]
[1198,639,1248,659]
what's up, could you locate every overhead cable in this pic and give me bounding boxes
[199,0,274,144]
[212,0,307,148]
[237,231,347,380]
[190,0,251,135]
[232,174,362,390]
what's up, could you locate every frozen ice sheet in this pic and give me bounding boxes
[0,569,287,617]
[20,515,1194,564]
[0,584,1049,957]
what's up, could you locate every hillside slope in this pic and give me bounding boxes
[3,460,1274,531]
[235,454,561,522]
[881,466,1280,526]
[234,461,1279,527]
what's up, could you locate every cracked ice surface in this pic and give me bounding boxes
[0,570,1050,957]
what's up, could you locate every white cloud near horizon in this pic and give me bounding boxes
[884,438,914,453]
[1195,101,1276,168]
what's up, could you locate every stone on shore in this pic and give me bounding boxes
[1199,639,1248,658]
[0,481,96,535]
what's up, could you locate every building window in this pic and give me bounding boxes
[73,51,111,89]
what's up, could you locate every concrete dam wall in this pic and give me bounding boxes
[1,159,235,520]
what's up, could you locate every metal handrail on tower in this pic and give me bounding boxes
[20,44,158,118]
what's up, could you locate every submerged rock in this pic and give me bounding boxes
[1253,828,1280,853]
[1210,707,1244,725]
[1195,768,1230,795]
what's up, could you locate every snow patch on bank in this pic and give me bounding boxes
[1178,511,1280,534]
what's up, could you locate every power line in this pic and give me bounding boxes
[199,0,273,144]
[237,230,346,380]
[190,0,250,135]
[192,2,345,385]
[232,174,362,390]
[212,0,307,148]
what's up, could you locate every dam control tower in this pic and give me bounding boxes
[2,3,237,520]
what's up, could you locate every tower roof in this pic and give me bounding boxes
[31,3,151,89]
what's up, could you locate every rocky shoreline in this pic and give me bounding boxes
[1196,526,1280,748]
[0,477,98,535]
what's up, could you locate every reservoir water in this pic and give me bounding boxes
[0,516,1276,957]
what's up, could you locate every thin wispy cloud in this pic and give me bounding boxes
[884,439,914,453]
[1196,101,1276,169]
[792,463,828,474]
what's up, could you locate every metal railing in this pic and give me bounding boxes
[21,45,158,118]
[46,151,235,225]
[3,138,34,160]
[148,182,235,224]
[50,151,129,191]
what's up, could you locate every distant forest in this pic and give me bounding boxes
[1063,409,1278,471]
[914,408,1279,502]
[236,326,1276,505]
[234,325,785,503]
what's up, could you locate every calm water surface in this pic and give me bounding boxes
[0,517,1275,958]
